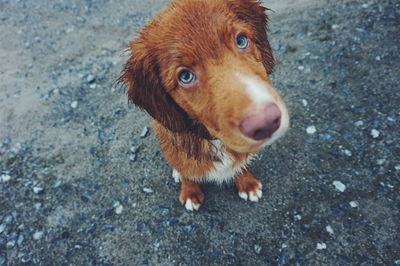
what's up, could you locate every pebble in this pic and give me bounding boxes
[342,149,352,157]
[33,231,44,240]
[331,24,339,30]
[349,201,359,208]
[114,202,124,215]
[33,187,44,194]
[6,241,15,249]
[254,244,262,254]
[140,126,149,138]
[370,129,380,138]
[129,154,137,162]
[86,74,95,83]
[89,83,97,89]
[0,256,5,265]
[394,259,400,265]
[306,126,317,134]
[302,99,308,107]
[333,181,346,192]
[395,165,400,171]
[3,215,13,224]
[376,159,386,165]
[0,224,5,233]
[326,225,334,235]
[354,120,364,127]
[143,188,154,193]
[298,65,305,71]
[71,101,78,109]
[0,174,11,182]
[316,243,327,250]
[294,215,302,221]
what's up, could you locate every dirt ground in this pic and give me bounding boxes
[0,0,399,265]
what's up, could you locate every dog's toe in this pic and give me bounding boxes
[172,169,181,183]
[184,199,201,211]
[238,182,262,202]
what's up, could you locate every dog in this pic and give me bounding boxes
[119,0,289,211]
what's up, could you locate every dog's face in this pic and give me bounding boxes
[121,0,289,153]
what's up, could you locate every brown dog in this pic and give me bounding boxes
[120,0,289,211]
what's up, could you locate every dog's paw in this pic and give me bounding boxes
[236,177,263,202]
[172,169,181,183]
[179,190,204,211]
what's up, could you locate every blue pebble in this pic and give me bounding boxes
[279,256,288,264]
[332,207,345,216]
[0,237,5,245]
[305,138,314,144]
[120,177,129,185]
[183,225,195,233]
[3,215,13,224]
[3,138,12,145]
[372,120,380,127]
[210,251,221,259]
[94,160,104,167]
[89,147,97,155]
[342,131,352,139]
[98,130,106,143]
[101,224,115,232]
[394,260,400,265]
[319,134,332,141]
[0,256,6,265]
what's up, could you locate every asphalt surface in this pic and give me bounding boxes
[0,0,399,265]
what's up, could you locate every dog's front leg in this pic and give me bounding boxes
[179,177,204,211]
[235,170,263,202]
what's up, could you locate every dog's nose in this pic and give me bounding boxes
[240,103,282,141]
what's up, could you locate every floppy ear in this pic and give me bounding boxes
[229,0,275,74]
[119,40,193,132]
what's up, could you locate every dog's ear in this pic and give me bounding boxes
[229,0,275,74]
[119,40,192,132]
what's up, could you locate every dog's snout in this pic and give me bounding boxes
[240,103,282,141]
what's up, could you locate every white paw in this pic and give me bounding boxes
[184,198,201,211]
[238,183,263,202]
[172,169,181,183]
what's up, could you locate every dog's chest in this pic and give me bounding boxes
[204,140,250,183]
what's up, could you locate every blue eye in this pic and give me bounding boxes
[236,35,249,50]
[178,70,196,85]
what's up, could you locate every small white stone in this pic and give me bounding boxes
[0,174,11,182]
[89,83,97,89]
[71,101,78,109]
[294,215,302,221]
[362,3,369,8]
[376,159,386,165]
[317,243,327,250]
[140,126,149,138]
[326,225,334,235]
[281,243,288,249]
[375,56,381,61]
[302,99,308,107]
[306,126,317,134]
[34,203,42,210]
[33,187,43,194]
[370,129,380,138]
[349,201,359,208]
[343,149,352,157]
[331,24,339,30]
[115,205,123,215]
[298,65,305,71]
[254,244,262,254]
[395,165,400,171]
[143,188,154,193]
[33,231,44,240]
[355,120,364,126]
[333,181,346,192]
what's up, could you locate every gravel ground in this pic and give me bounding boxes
[0,0,399,265]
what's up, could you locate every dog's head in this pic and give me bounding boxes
[120,0,289,153]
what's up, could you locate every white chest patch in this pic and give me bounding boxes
[172,141,253,184]
[203,140,251,183]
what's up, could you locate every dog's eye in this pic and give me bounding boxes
[178,70,196,86]
[236,35,249,50]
